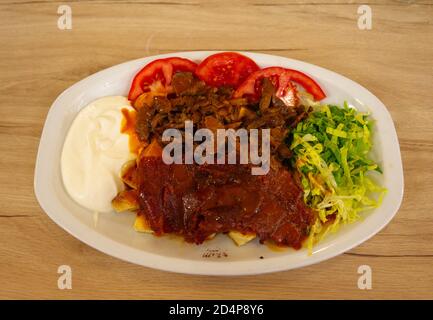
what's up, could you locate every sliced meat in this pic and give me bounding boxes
[171,72,207,96]
[259,78,274,111]
[137,158,314,248]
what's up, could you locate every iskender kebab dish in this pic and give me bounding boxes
[61,52,386,252]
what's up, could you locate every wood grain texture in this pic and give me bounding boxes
[0,0,432,299]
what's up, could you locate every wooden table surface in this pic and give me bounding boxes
[1,0,432,300]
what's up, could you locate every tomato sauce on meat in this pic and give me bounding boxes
[137,157,314,249]
[122,57,321,249]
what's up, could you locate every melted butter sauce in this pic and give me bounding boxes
[120,107,143,155]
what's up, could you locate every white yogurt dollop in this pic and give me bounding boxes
[61,96,135,213]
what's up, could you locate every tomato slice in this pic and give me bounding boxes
[195,52,260,88]
[234,67,326,101]
[128,57,197,101]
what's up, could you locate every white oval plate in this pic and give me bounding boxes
[34,51,403,275]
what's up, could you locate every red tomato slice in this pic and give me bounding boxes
[234,67,326,101]
[195,52,260,88]
[128,57,197,101]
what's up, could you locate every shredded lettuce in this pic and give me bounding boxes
[289,103,387,253]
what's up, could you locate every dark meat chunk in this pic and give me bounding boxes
[259,78,274,111]
[135,105,155,142]
[172,72,207,96]
[153,96,172,113]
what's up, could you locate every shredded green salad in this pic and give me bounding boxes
[289,102,386,252]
